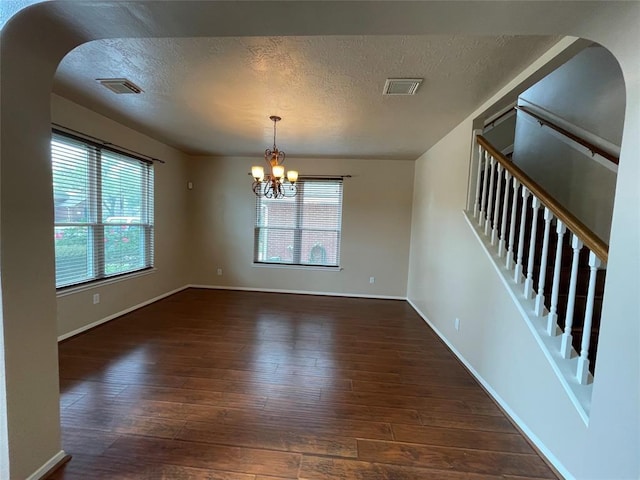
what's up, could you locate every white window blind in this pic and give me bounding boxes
[254,178,343,267]
[52,131,154,288]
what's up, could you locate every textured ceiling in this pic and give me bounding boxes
[53,35,559,160]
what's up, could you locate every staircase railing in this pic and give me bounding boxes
[468,134,608,406]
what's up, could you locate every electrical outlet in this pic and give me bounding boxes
[369,277,375,284]
[454,318,460,331]
[217,268,223,276]
[93,293,100,305]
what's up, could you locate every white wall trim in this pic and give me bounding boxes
[189,284,406,301]
[25,450,68,480]
[57,285,190,341]
[405,297,573,480]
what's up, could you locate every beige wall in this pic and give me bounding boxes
[189,155,414,298]
[52,95,191,337]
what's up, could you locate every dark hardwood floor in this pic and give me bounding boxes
[51,288,558,479]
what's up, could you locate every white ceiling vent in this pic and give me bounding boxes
[383,78,423,96]
[97,78,143,94]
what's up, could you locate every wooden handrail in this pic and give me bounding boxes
[516,106,619,165]
[477,134,609,262]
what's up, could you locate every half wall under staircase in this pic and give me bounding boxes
[464,133,610,424]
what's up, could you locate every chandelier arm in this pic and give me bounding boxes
[283,182,297,198]
[265,181,274,198]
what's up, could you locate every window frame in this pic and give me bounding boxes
[52,129,154,290]
[253,177,343,269]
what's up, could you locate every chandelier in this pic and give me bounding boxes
[251,115,298,198]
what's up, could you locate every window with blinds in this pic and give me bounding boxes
[52,130,154,288]
[254,178,343,267]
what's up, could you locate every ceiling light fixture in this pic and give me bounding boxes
[251,116,298,199]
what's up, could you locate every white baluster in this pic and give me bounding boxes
[561,235,583,359]
[498,171,512,257]
[514,187,530,284]
[546,220,566,336]
[577,252,602,384]
[478,150,490,227]
[484,156,496,236]
[524,197,541,299]
[491,163,503,246]
[473,144,483,218]
[506,177,519,270]
[534,208,553,315]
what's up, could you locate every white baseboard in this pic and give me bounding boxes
[406,298,573,480]
[188,284,406,301]
[26,450,69,480]
[57,285,190,341]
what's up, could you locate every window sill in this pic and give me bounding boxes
[252,263,343,272]
[56,268,157,297]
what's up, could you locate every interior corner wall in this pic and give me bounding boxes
[52,95,192,338]
[407,23,640,480]
[187,155,414,298]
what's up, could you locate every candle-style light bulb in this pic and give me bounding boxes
[251,166,264,181]
[287,170,298,183]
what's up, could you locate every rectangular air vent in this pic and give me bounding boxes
[97,78,143,94]
[383,78,423,95]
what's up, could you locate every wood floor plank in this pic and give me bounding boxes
[181,376,324,402]
[104,436,301,477]
[420,411,518,433]
[263,398,421,425]
[53,289,557,479]
[357,439,556,478]
[392,423,534,453]
[48,453,257,480]
[115,384,268,409]
[177,404,394,441]
[176,420,358,457]
[351,379,489,402]
[299,455,512,480]
[320,389,502,416]
[59,426,120,456]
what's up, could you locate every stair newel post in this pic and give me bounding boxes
[561,234,583,359]
[484,156,496,236]
[498,171,511,257]
[534,207,553,315]
[524,197,541,298]
[491,163,503,246]
[473,144,484,218]
[577,251,602,384]
[506,177,519,270]
[546,220,566,335]
[478,149,490,227]
[514,187,531,284]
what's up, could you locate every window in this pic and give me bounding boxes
[254,178,343,267]
[52,131,154,288]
